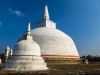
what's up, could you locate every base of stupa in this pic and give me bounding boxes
[3,55,48,71]
[44,58,80,64]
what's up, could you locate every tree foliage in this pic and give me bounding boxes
[81,55,100,62]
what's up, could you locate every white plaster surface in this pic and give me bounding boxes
[13,40,41,56]
[31,27,79,58]
[3,56,47,70]
[43,4,49,19]
[5,46,10,57]
[3,22,48,70]
[36,19,56,28]
[4,38,48,70]
[9,49,13,56]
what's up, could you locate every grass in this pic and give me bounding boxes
[0,64,100,75]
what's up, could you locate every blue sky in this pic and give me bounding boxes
[0,0,100,56]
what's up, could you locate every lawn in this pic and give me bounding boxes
[0,64,100,75]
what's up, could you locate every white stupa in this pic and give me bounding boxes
[31,4,80,63]
[4,46,10,57]
[9,49,13,56]
[4,46,11,62]
[3,21,48,70]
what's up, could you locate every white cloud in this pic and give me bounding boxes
[8,8,24,17]
[0,21,2,26]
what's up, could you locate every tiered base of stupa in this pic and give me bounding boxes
[42,55,80,64]
[3,55,48,71]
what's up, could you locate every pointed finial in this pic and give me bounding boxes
[24,20,33,40]
[43,3,50,19]
[26,20,31,35]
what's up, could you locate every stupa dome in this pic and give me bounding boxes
[13,21,40,56]
[3,21,48,70]
[13,39,40,56]
[31,27,79,58]
[31,4,79,59]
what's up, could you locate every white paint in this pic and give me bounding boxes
[13,40,41,56]
[31,27,79,58]
[36,4,56,28]
[5,46,10,57]
[43,4,49,19]
[3,56,47,70]
[3,22,48,70]
[32,4,79,59]
[9,49,13,56]
[26,21,31,35]
[36,19,56,28]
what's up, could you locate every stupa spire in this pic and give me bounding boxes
[24,20,33,40]
[43,4,50,19]
[17,20,33,41]
[36,3,56,28]
[26,20,31,35]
